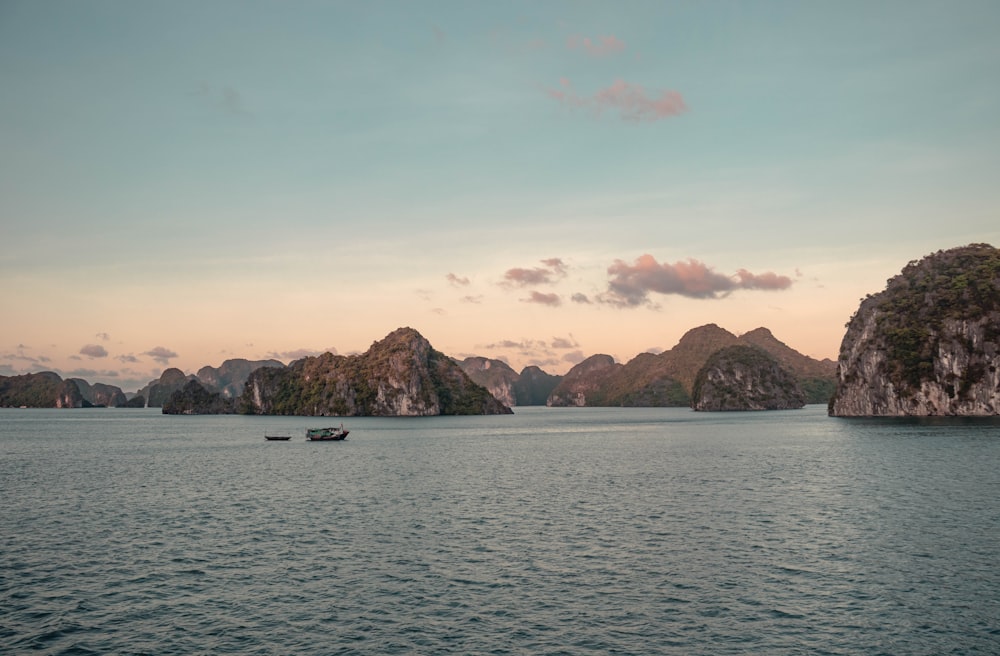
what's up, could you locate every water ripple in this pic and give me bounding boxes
[2,407,999,653]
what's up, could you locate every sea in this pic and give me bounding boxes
[2,405,999,655]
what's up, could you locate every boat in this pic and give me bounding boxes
[306,424,349,441]
[264,434,292,441]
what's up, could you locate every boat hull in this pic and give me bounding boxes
[306,431,348,441]
[306,426,349,441]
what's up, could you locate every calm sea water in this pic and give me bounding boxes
[2,406,999,655]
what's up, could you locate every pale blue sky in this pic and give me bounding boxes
[2,1,999,391]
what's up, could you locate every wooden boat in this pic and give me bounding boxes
[306,424,349,441]
[264,434,292,441]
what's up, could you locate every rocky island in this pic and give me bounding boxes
[691,345,806,411]
[547,324,834,408]
[829,243,1000,416]
[0,371,130,408]
[238,327,512,416]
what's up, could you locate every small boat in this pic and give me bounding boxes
[306,424,349,441]
[265,434,292,441]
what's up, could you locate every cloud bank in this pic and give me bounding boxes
[601,254,793,306]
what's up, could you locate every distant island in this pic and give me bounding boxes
[6,243,997,417]
[540,324,834,410]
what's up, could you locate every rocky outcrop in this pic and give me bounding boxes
[239,327,512,416]
[122,395,147,408]
[458,359,563,406]
[547,355,620,406]
[692,345,806,411]
[138,368,196,408]
[739,328,837,404]
[458,357,519,407]
[1,372,133,408]
[512,365,562,405]
[830,243,1000,416]
[69,379,128,407]
[546,324,833,407]
[196,359,285,398]
[55,379,86,408]
[1,372,86,408]
[163,380,235,414]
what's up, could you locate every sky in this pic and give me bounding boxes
[2,0,999,393]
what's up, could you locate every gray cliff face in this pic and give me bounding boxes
[70,379,128,407]
[196,359,285,398]
[458,357,518,407]
[55,379,85,408]
[547,355,619,407]
[692,346,806,412]
[832,310,1000,416]
[830,243,1000,416]
[138,368,197,408]
[513,366,562,406]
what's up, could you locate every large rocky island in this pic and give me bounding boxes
[546,324,835,408]
[830,243,1000,416]
[0,372,131,408]
[235,327,512,416]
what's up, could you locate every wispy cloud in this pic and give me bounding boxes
[117,354,139,364]
[446,273,470,286]
[79,344,109,359]
[550,336,578,349]
[95,332,110,341]
[143,346,178,365]
[567,34,625,57]
[2,344,47,365]
[547,78,687,122]
[571,293,592,304]
[67,368,123,380]
[522,291,561,306]
[600,254,793,307]
[475,334,583,371]
[502,258,567,287]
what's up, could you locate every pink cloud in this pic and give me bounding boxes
[547,78,687,122]
[735,269,795,290]
[567,34,625,57]
[600,254,793,306]
[446,273,470,286]
[522,291,562,306]
[502,258,568,287]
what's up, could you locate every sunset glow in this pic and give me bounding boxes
[2,1,998,392]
